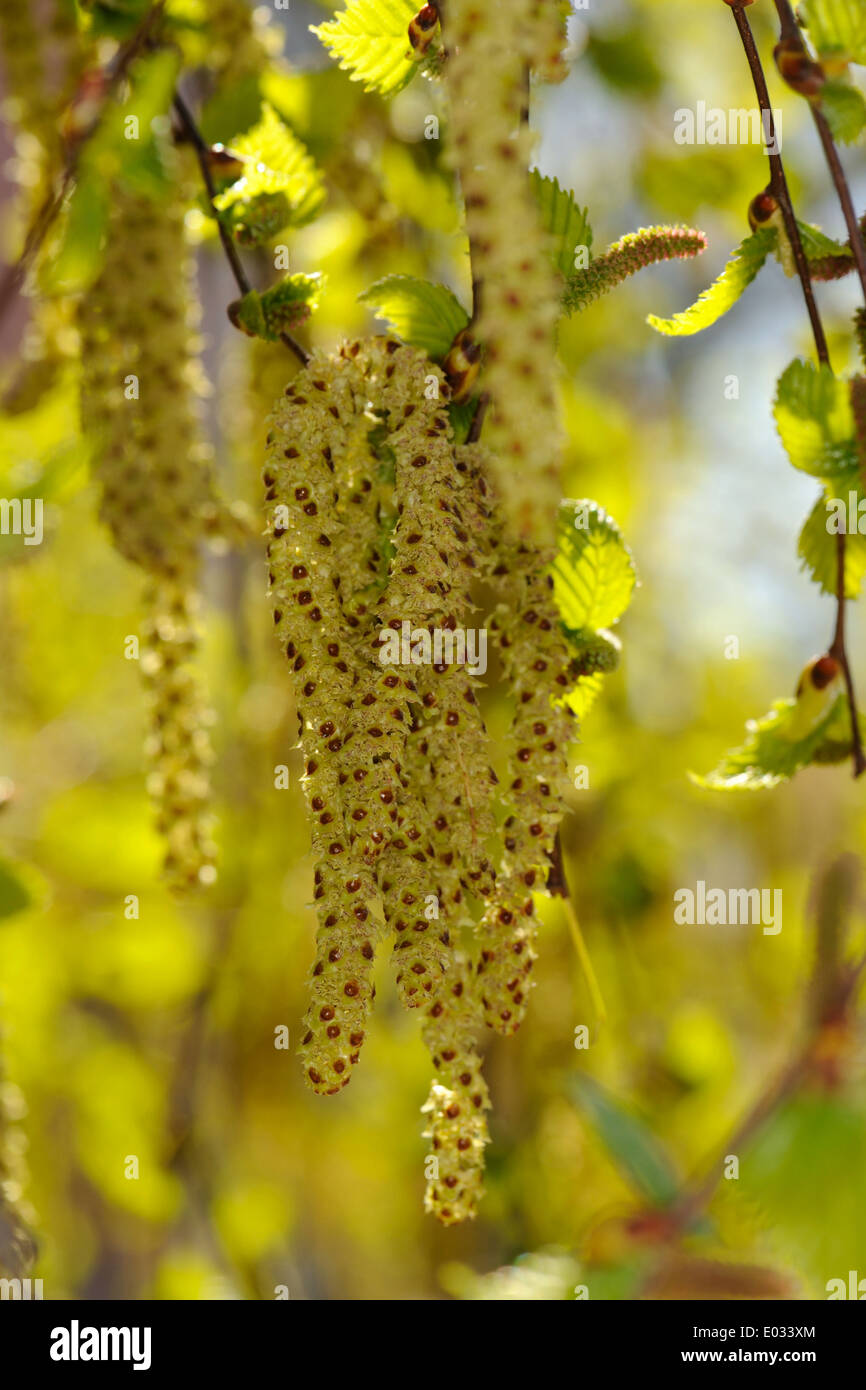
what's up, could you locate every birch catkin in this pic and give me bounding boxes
[80,178,217,890]
[445,0,563,543]
[266,351,386,1093]
[476,545,575,1033]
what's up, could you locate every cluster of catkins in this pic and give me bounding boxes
[79,171,218,891]
[265,337,575,1223]
[260,0,577,1225]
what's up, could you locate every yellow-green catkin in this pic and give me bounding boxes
[365,340,474,1005]
[408,696,493,1223]
[141,581,217,890]
[475,543,576,1033]
[80,185,213,576]
[265,350,391,1093]
[445,0,563,545]
[421,954,490,1224]
[80,177,217,890]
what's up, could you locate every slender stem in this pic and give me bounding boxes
[773,0,866,301]
[172,90,310,367]
[770,1,866,776]
[172,91,251,299]
[466,391,489,443]
[829,531,866,775]
[0,0,167,323]
[812,110,866,300]
[730,4,830,365]
[562,896,607,1030]
[668,1050,808,1230]
[729,2,865,776]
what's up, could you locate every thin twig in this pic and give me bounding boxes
[0,0,167,323]
[172,91,251,299]
[829,531,866,774]
[773,0,866,303]
[172,89,310,367]
[769,0,866,775]
[729,3,830,365]
[729,1,865,776]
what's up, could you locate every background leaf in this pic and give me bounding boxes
[531,171,593,280]
[774,358,857,481]
[312,0,420,97]
[553,500,637,632]
[358,275,469,358]
[566,1073,681,1207]
[798,493,866,597]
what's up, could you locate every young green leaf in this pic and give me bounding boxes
[530,170,592,281]
[566,1074,680,1208]
[801,0,866,64]
[229,274,324,341]
[820,80,866,144]
[553,500,637,633]
[565,226,707,316]
[358,275,469,359]
[799,216,856,280]
[798,492,866,597]
[692,693,850,790]
[214,103,324,238]
[312,0,420,97]
[565,669,605,721]
[647,228,775,337]
[774,359,858,481]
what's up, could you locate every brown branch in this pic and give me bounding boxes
[728,1,865,776]
[172,90,310,368]
[773,0,866,303]
[770,0,866,776]
[172,90,251,299]
[0,0,167,324]
[728,2,830,365]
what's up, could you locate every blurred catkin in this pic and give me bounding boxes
[79,175,218,890]
[444,0,563,544]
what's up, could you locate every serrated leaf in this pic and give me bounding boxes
[797,219,853,264]
[566,1073,680,1207]
[647,228,775,337]
[530,170,592,280]
[312,0,419,97]
[820,80,866,143]
[215,103,324,234]
[774,358,858,481]
[798,492,866,597]
[802,0,866,63]
[358,275,469,358]
[692,694,847,790]
[553,500,637,633]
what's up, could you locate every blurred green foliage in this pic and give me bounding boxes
[0,0,865,1301]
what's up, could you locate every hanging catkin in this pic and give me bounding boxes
[421,952,490,1224]
[475,542,576,1033]
[444,0,563,544]
[79,174,217,891]
[266,350,393,1093]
